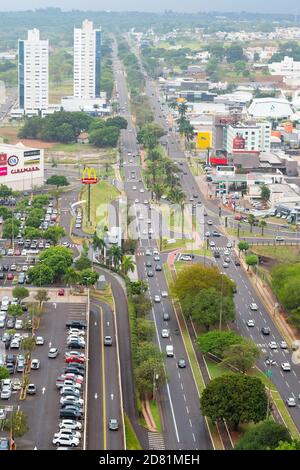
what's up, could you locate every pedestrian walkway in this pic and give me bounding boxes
[148,432,165,450]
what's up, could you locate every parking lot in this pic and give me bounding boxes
[0,299,88,450]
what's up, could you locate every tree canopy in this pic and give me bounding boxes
[235,421,291,450]
[200,374,268,429]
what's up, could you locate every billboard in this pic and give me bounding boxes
[81,167,98,185]
[197,131,212,149]
[233,133,245,150]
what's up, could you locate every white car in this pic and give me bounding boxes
[21,249,27,256]
[22,265,28,272]
[0,386,11,400]
[281,362,291,371]
[140,188,145,193]
[154,295,161,303]
[10,264,16,271]
[132,186,137,191]
[10,339,20,349]
[161,291,168,298]
[60,396,84,406]
[15,319,23,330]
[209,241,215,247]
[247,319,255,327]
[59,420,82,431]
[54,428,81,440]
[148,228,154,235]
[161,329,170,338]
[222,262,229,268]
[180,255,192,261]
[250,303,258,311]
[52,435,80,447]
[153,250,159,256]
[68,329,85,337]
[7,249,13,256]
[226,242,232,248]
[224,249,230,256]
[269,341,277,349]
[280,341,288,349]
[154,255,160,261]
[35,336,44,345]
[287,397,296,407]
[144,200,149,205]
[134,199,139,204]
[138,214,144,220]
[31,359,40,370]
[207,220,213,226]
[146,249,152,256]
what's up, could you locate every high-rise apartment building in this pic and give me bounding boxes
[18,29,49,114]
[74,20,101,100]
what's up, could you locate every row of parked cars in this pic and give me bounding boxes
[53,320,87,448]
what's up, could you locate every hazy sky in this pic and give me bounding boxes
[0,0,299,14]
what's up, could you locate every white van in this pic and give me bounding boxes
[166,345,174,357]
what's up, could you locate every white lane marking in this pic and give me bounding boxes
[95,393,98,399]
[189,419,193,427]
[183,394,186,402]
[186,406,190,415]
[42,387,46,395]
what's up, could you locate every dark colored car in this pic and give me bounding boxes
[27,384,36,395]
[147,270,154,277]
[0,273,4,280]
[59,409,82,420]
[67,342,85,350]
[178,358,186,368]
[146,261,152,268]
[212,231,221,237]
[261,327,271,335]
[214,251,220,258]
[235,259,241,266]
[155,264,162,272]
[6,363,14,374]
[6,354,16,364]
[0,438,10,450]
[66,321,86,330]
[109,418,119,431]
[64,367,85,376]
[2,265,9,272]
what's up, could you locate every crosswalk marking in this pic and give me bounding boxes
[148,432,165,450]
[210,246,232,252]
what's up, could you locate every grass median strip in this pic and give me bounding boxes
[149,400,162,433]
[124,414,142,450]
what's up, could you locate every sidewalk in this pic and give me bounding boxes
[0,287,87,304]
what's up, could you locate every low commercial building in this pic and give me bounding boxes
[0,142,44,190]
[248,98,293,119]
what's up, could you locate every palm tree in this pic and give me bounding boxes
[259,220,267,236]
[28,302,44,333]
[34,290,49,309]
[152,183,165,204]
[247,214,256,233]
[109,245,123,269]
[63,268,80,289]
[50,188,63,208]
[121,255,135,276]
[93,232,106,261]
[178,102,188,118]
[22,336,36,370]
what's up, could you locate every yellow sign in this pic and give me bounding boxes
[197,131,211,149]
[81,167,98,184]
[177,97,186,103]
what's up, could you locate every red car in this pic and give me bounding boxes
[65,356,85,364]
[14,249,21,256]
[7,273,14,281]
[58,288,65,296]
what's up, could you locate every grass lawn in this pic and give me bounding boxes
[251,245,300,264]
[49,81,73,104]
[149,400,162,433]
[161,238,187,252]
[227,227,268,239]
[81,180,120,235]
[0,124,21,144]
[90,285,114,309]
[51,142,96,153]
[124,414,142,450]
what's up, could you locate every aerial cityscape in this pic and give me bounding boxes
[1,3,300,456]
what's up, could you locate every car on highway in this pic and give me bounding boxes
[48,348,59,358]
[234,259,241,266]
[222,262,229,268]
[286,397,296,407]
[104,336,112,346]
[52,435,80,447]
[178,358,186,368]
[275,236,285,242]
[281,362,291,371]
[261,327,270,335]
[209,241,216,247]
[146,260,152,268]
[161,291,168,298]
[269,341,277,349]
[161,329,170,338]
[145,249,152,256]
[154,295,161,303]
[280,341,288,349]
[207,220,213,225]
[109,418,119,431]
[180,255,192,261]
[31,358,40,370]
[247,319,255,327]
[155,264,162,272]
[212,231,221,237]
[214,251,220,258]
[163,312,170,321]
[250,303,258,311]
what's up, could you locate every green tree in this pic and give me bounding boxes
[39,246,73,279]
[197,330,244,358]
[130,280,148,295]
[74,255,92,271]
[121,255,135,275]
[221,340,260,373]
[226,44,245,63]
[275,440,300,450]
[34,289,50,307]
[133,293,152,317]
[0,365,10,380]
[182,288,235,330]
[12,286,29,302]
[0,184,12,198]
[200,375,268,430]
[109,245,123,268]
[46,175,69,188]
[235,421,291,450]
[7,304,23,318]
[63,267,80,288]
[259,220,267,236]
[247,214,256,233]
[22,336,36,362]
[2,217,21,239]
[245,254,259,271]
[89,126,120,147]
[238,241,249,254]
[260,185,271,202]
[136,318,155,342]
[44,226,66,245]
[172,264,235,303]
[24,227,42,240]
[4,410,29,438]
[28,264,54,286]
[79,269,99,287]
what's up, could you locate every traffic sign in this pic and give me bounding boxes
[265,369,272,378]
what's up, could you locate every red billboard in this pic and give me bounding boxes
[0,167,8,177]
[233,133,245,150]
[210,157,228,165]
